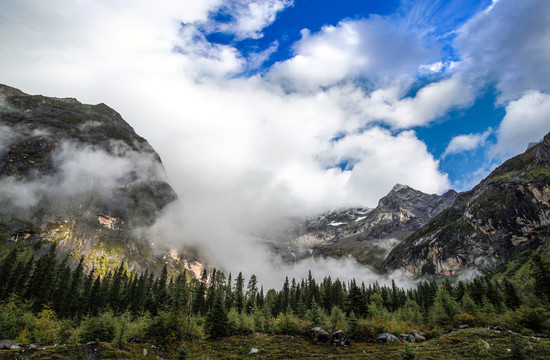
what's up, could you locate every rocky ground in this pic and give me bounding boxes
[0,328,548,359]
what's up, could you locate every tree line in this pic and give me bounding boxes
[1,243,550,344]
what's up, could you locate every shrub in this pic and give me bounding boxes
[506,306,549,333]
[401,343,417,360]
[0,298,35,339]
[118,312,151,343]
[80,312,116,343]
[353,318,385,341]
[453,313,478,328]
[147,310,185,344]
[32,308,61,344]
[185,316,205,339]
[175,344,190,360]
[274,313,303,335]
[328,307,347,333]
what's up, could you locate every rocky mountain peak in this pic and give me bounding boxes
[535,132,550,164]
[0,84,177,275]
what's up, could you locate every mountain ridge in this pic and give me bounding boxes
[382,131,550,276]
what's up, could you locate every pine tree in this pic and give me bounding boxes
[206,294,228,339]
[305,300,327,327]
[0,247,17,297]
[281,276,290,313]
[192,269,208,315]
[502,278,521,310]
[532,252,550,302]
[66,256,85,316]
[235,272,245,314]
[461,292,479,316]
[246,274,258,314]
[156,264,169,309]
[345,280,366,317]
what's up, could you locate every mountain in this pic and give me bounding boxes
[0,84,191,275]
[383,132,550,277]
[264,185,458,266]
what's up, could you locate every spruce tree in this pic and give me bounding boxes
[234,272,245,314]
[206,294,228,339]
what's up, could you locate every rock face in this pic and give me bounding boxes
[383,131,550,276]
[0,84,178,275]
[267,185,457,266]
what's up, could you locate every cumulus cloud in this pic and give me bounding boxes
[443,128,492,158]
[269,15,440,90]
[493,91,550,158]
[0,0,457,283]
[211,0,293,40]
[455,0,550,101]
[326,128,450,204]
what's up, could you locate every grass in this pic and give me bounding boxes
[1,328,549,359]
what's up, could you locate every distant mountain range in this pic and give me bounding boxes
[260,184,458,268]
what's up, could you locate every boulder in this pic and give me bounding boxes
[332,330,350,347]
[377,333,398,343]
[249,348,259,354]
[400,334,416,343]
[309,327,330,343]
[410,330,426,342]
[128,336,144,344]
[0,340,13,350]
[458,325,469,329]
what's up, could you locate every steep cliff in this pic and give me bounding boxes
[383,132,550,277]
[0,84,184,275]
[265,185,458,266]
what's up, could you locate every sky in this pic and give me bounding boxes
[1,0,550,285]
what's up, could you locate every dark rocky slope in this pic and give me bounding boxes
[0,84,183,275]
[383,132,550,277]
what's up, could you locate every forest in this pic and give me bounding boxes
[1,242,550,359]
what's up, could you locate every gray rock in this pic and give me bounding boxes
[458,324,469,329]
[10,344,22,350]
[249,348,258,354]
[332,330,350,347]
[410,330,426,342]
[377,333,398,343]
[309,327,330,343]
[0,340,13,350]
[400,334,416,343]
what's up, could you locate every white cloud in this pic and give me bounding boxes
[0,0,453,281]
[269,16,440,90]
[443,128,492,158]
[455,0,550,101]
[493,91,550,158]
[328,128,450,203]
[213,0,293,40]
[323,76,476,130]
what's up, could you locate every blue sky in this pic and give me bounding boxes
[215,0,500,188]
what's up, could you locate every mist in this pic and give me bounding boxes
[145,196,414,289]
